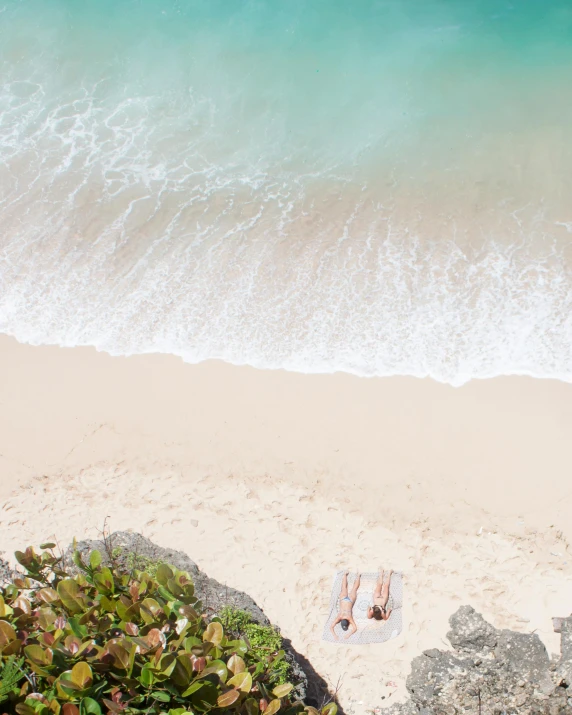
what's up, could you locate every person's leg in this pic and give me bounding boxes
[340,571,349,600]
[380,570,393,607]
[373,568,384,600]
[350,573,361,602]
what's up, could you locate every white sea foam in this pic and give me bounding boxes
[2,1,572,385]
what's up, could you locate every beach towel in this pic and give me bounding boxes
[322,571,403,645]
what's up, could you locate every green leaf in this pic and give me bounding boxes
[24,644,52,666]
[71,662,93,688]
[98,595,116,613]
[140,597,163,625]
[57,579,84,614]
[89,550,102,569]
[58,674,83,694]
[228,672,252,693]
[94,567,115,595]
[217,690,240,708]
[139,666,155,688]
[181,680,204,697]
[106,642,130,670]
[155,564,174,586]
[264,700,281,715]
[79,698,102,715]
[73,551,86,571]
[151,691,171,703]
[171,655,193,688]
[199,659,227,683]
[227,654,246,674]
[272,684,293,699]
[40,542,57,550]
[321,704,337,715]
[244,699,259,715]
[0,594,13,618]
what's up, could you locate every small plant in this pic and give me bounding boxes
[110,547,168,580]
[0,544,338,715]
[0,655,25,704]
[219,610,289,685]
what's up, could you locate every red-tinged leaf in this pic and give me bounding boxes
[13,596,32,614]
[27,693,49,705]
[37,587,59,604]
[106,643,130,670]
[24,644,51,666]
[217,690,240,708]
[125,622,139,636]
[0,620,17,647]
[39,632,55,647]
[146,628,166,649]
[62,704,80,715]
[2,638,22,655]
[193,656,206,672]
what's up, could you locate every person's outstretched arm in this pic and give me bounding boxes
[345,618,358,639]
[383,608,392,621]
[330,616,341,640]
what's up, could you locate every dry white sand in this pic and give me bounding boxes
[1,335,572,712]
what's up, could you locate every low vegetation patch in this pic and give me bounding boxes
[0,544,337,715]
[219,609,288,686]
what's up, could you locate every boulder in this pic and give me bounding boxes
[385,606,572,713]
[494,628,552,689]
[556,616,572,687]
[446,605,497,653]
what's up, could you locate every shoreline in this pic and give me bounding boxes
[1,334,572,711]
[4,333,572,389]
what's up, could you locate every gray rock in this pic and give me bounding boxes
[406,651,471,707]
[494,628,551,686]
[446,605,497,653]
[556,616,572,687]
[380,606,572,714]
[0,556,16,585]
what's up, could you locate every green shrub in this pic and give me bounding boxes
[219,611,288,685]
[0,544,338,715]
[110,547,168,581]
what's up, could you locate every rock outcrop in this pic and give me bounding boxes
[391,605,572,714]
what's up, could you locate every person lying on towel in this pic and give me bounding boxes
[330,571,360,640]
[367,569,393,621]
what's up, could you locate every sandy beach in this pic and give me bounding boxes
[1,334,572,711]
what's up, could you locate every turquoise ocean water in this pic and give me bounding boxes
[1,0,572,384]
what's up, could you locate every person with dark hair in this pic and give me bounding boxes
[367,568,393,621]
[330,571,360,640]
